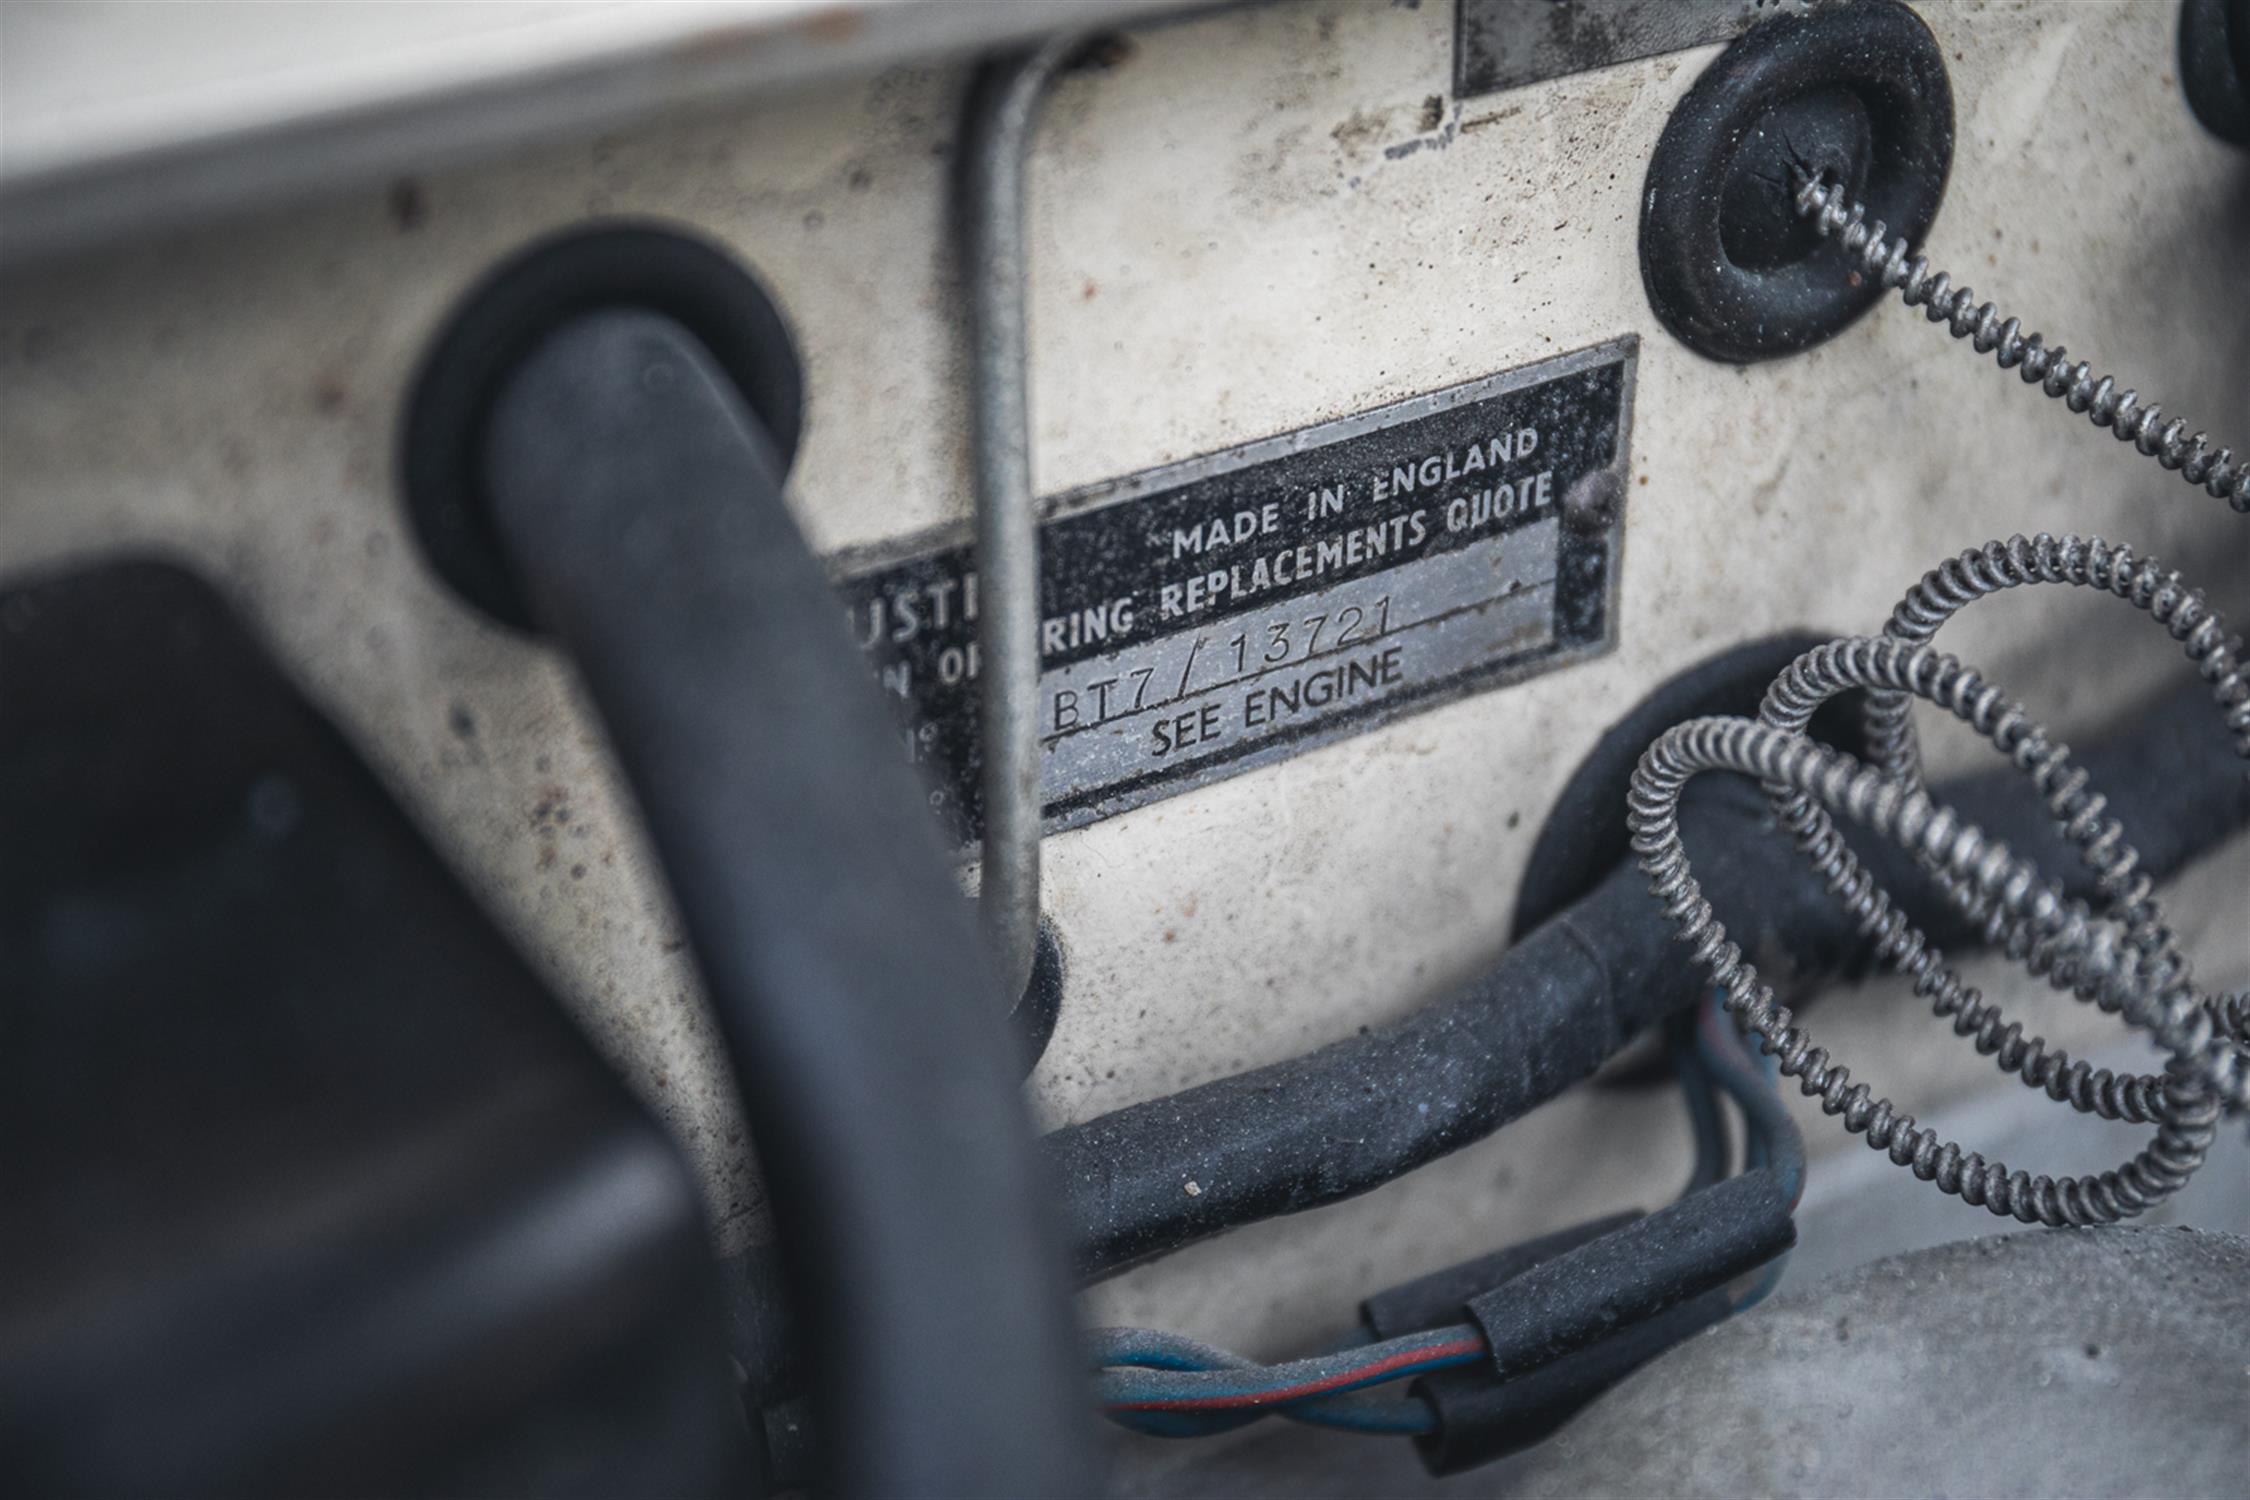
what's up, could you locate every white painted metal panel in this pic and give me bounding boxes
[2,0,2243,1381]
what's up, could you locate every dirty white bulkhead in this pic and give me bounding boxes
[2,0,2244,1366]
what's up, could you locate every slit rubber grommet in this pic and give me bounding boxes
[1639,0,1954,364]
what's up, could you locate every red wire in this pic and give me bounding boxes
[1109,1334,1486,1412]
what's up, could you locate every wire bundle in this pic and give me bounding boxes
[1091,988,1802,1439]
[1092,1325,1478,1438]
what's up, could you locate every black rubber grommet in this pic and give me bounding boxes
[2180,0,2250,146]
[1639,0,1954,364]
[400,222,804,630]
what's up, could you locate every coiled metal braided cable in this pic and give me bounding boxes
[1757,640,2203,1129]
[1630,702,2221,1226]
[1866,533,2250,787]
[1752,536,2250,1131]
[1794,177,2249,515]
[1743,712,2156,1124]
[1863,531,2250,1053]
[1628,630,2246,1227]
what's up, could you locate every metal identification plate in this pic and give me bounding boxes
[838,338,1635,840]
[1455,0,1812,100]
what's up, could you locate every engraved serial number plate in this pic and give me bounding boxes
[835,338,1635,840]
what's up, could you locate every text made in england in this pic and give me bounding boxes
[1167,426,1545,563]
[849,425,1555,696]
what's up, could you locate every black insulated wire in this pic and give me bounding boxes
[1410,1290,1732,1476]
[1359,990,1803,1476]
[1360,1215,1640,1345]
[1461,1172,1794,1377]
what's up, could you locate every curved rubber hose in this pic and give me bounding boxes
[481,309,1093,1496]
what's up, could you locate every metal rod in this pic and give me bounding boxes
[959,37,1081,1005]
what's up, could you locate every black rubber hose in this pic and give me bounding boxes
[1463,1171,1795,1375]
[1411,1290,1733,1476]
[481,310,1093,1497]
[1360,1213,1639,1343]
[1048,676,2247,1280]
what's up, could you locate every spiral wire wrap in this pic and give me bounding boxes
[1627,538,2249,1228]
[1794,177,2248,515]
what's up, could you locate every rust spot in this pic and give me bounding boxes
[530,784,573,831]
[672,20,764,59]
[1081,278,1099,301]
[1331,106,1395,152]
[1075,34,1135,70]
[795,6,864,44]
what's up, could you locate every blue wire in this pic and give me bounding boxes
[1107,1392,1436,1439]
[1694,987,1804,1309]
[1090,1325,1461,1437]
[1094,1326,1482,1406]
[1673,1012,1731,1196]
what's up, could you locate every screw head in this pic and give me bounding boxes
[1563,468,1625,532]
